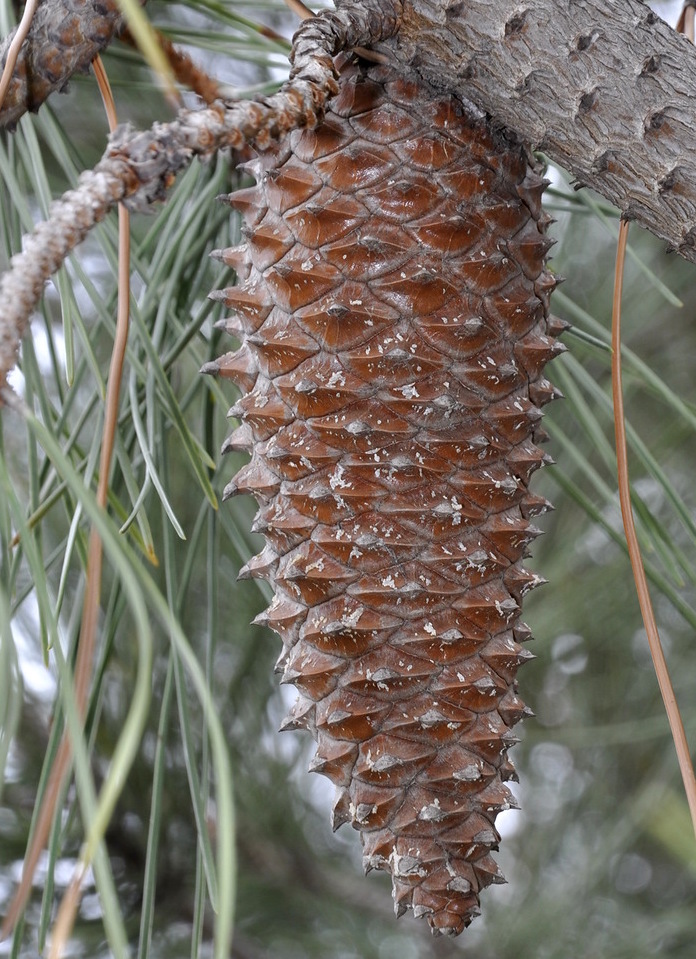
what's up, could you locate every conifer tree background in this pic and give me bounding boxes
[1,1,696,957]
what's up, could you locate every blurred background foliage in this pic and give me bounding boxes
[1,0,696,956]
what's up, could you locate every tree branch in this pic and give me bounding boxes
[4,0,696,396]
[388,0,696,257]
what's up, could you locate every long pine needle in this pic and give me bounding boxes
[612,219,696,838]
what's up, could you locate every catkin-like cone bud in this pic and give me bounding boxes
[209,55,564,936]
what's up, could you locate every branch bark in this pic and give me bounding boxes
[3,0,696,394]
[386,0,696,257]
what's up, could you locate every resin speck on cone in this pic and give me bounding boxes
[209,55,565,936]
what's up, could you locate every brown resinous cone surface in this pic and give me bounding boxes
[209,55,565,936]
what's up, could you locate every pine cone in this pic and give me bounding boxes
[208,55,565,936]
[0,0,127,130]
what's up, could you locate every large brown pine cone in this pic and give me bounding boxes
[208,54,565,936]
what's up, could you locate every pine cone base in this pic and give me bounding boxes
[210,55,564,935]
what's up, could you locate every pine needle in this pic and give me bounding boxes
[0,0,40,109]
[612,218,696,838]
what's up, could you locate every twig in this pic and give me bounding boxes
[612,220,696,838]
[0,0,403,400]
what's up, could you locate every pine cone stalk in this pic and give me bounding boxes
[209,55,564,935]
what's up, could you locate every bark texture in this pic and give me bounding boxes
[386,0,696,257]
[5,0,696,260]
[210,54,564,935]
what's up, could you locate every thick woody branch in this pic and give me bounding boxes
[0,0,129,129]
[0,0,403,395]
[388,0,696,258]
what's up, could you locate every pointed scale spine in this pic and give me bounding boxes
[207,56,565,936]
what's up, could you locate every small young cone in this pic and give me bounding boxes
[210,55,563,935]
[0,0,126,129]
